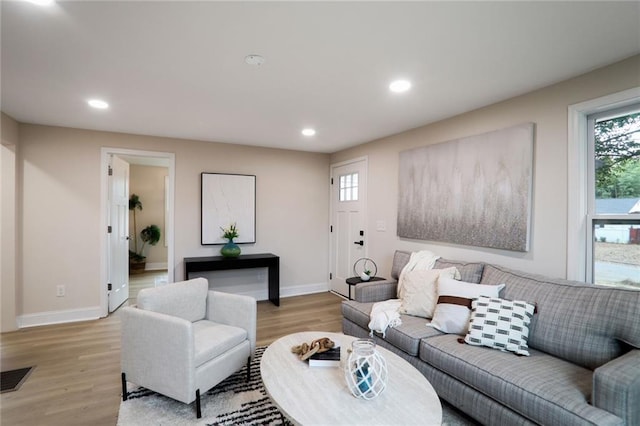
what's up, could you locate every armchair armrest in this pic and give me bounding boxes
[593,348,640,425]
[120,306,196,403]
[206,291,257,358]
[355,279,398,303]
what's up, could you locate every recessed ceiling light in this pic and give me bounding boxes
[245,55,265,66]
[301,128,316,137]
[389,80,411,93]
[88,99,109,109]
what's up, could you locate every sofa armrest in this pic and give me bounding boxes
[354,279,398,303]
[120,306,195,403]
[593,348,640,425]
[207,291,257,358]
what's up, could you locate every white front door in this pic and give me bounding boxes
[108,155,130,312]
[330,158,367,298]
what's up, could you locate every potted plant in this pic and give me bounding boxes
[220,223,241,257]
[360,268,372,281]
[128,194,161,274]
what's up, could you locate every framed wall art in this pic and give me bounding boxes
[397,123,534,252]
[201,173,256,245]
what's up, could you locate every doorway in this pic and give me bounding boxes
[329,157,368,298]
[101,148,175,316]
[126,161,171,301]
[128,270,169,304]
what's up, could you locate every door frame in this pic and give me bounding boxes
[100,147,176,316]
[329,156,368,295]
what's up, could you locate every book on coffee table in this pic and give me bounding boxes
[308,347,341,367]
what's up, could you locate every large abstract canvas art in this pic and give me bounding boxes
[398,123,534,252]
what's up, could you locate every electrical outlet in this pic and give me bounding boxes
[56,285,65,297]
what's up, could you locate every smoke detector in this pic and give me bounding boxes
[245,55,265,66]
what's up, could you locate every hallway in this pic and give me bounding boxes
[127,270,168,304]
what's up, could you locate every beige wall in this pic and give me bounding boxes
[6,54,639,328]
[129,165,168,267]
[16,125,330,325]
[331,55,640,280]
[1,113,19,331]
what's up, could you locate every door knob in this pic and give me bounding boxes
[353,240,364,246]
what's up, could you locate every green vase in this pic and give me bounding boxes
[220,239,241,258]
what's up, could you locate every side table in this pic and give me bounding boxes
[345,276,386,300]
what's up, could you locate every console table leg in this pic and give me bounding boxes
[268,261,280,306]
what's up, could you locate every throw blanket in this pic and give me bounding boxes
[397,250,440,296]
[368,299,402,337]
[368,251,440,337]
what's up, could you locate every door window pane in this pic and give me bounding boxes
[339,172,359,202]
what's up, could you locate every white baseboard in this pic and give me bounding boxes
[211,282,330,302]
[281,282,330,298]
[17,306,102,329]
[15,282,330,328]
[145,262,168,271]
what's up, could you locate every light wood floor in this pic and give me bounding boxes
[0,290,344,426]
[127,270,168,303]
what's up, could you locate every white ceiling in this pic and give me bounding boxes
[2,1,639,153]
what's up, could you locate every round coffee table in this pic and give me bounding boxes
[260,331,442,425]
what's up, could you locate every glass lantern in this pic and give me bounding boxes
[344,338,388,399]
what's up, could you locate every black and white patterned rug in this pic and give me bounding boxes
[117,346,475,425]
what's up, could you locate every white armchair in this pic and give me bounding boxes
[120,277,256,418]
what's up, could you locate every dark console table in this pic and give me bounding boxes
[184,253,280,306]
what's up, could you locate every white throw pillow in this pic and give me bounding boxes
[429,277,505,335]
[399,267,460,318]
[464,296,535,356]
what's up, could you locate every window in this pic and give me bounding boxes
[586,105,640,289]
[339,172,358,202]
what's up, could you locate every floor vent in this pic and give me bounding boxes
[1,366,35,393]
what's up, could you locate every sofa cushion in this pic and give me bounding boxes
[420,335,623,426]
[389,251,484,283]
[192,320,248,368]
[481,264,640,369]
[137,278,208,322]
[434,258,485,283]
[341,300,441,356]
[341,301,375,333]
[464,296,535,356]
[398,267,459,318]
[429,278,505,335]
[390,250,412,280]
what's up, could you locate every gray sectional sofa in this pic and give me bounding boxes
[342,250,640,425]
